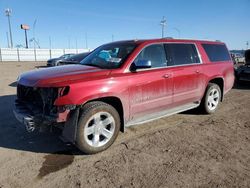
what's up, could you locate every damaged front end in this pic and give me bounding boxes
[13,84,71,132]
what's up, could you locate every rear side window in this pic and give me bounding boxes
[164,44,200,66]
[202,44,231,62]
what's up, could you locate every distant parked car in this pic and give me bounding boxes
[47,53,75,66]
[59,52,90,65]
[231,52,245,64]
[235,49,250,82]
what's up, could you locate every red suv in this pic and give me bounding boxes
[14,39,234,154]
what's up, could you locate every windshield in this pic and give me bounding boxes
[80,42,137,69]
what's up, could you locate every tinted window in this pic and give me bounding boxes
[164,44,200,66]
[134,44,167,68]
[202,44,231,62]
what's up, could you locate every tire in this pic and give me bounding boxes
[200,83,221,114]
[76,101,121,154]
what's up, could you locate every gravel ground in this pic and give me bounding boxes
[0,62,249,188]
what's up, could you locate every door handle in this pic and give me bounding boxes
[163,74,170,78]
[195,70,200,73]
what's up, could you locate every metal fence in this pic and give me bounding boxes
[0,48,91,62]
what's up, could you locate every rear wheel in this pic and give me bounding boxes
[76,101,120,154]
[200,83,221,114]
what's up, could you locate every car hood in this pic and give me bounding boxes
[18,65,111,87]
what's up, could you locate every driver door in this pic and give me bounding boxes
[127,44,173,120]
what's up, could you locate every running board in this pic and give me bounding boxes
[125,102,200,127]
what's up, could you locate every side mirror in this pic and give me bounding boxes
[134,59,152,69]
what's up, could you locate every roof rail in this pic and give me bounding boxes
[163,37,174,39]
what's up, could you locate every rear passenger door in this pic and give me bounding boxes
[164,43,203,105]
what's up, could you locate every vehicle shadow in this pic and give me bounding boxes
[180,108,204,115]
[233,81,250,90]
[0,94,81,155]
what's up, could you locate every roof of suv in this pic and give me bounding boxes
[110,38,224,45]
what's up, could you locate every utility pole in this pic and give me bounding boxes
[5,8,13,48]
[160,16,167,38]
[112,34,114,42]
[247,41,249,50]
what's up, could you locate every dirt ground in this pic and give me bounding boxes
[0,62,249,188]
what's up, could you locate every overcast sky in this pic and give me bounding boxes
[0,0,249,50]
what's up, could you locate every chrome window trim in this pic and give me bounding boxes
[124,42,203,73]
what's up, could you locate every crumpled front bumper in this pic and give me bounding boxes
[13,100,57,132]
[13,108,35,132]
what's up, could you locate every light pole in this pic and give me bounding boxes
[5,8,13,48]
[247,41,249,50]
[160,16,167,38]
[6,32,10,48]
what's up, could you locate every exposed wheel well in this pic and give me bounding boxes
[86,97,125,132]
[208,78,224,101]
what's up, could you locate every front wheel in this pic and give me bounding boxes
[200,83,221,114]
[76,101,120,154]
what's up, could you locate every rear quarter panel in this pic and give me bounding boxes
[196,42,234,97]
